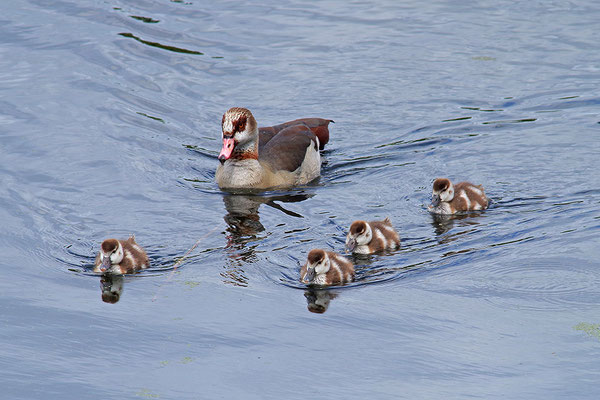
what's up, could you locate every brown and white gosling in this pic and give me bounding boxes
[93,236,149,274]
[345,218,401,254]
[300,249,354,286]
[428,178,488,215]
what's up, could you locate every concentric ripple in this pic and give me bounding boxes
[476,258,600,311]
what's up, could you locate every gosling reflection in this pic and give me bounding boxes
[304,289,338,314]
[221,191,313,287]
[430,213,482,242]
[430,213,457,236]
[100,274,123,304]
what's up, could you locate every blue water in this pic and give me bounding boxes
[1,1,600,399]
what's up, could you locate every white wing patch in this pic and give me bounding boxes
[125,251,136,267]
[330,259,343,283]
[459,190,471,210]
[381,224,396,234]
[374,228,388,249]
[469,186,484,197]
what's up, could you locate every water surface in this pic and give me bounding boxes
[1,1,600,399]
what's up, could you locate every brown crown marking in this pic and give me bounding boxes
[349,220,367,235]
[233,115,247,133]
[433,178,451,192]
[227,107,252,115]
[223,107,256,137]
[101,239,119,253]
[307,249,326,264]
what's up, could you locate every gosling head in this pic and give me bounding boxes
[345,220,373,252]
[432,178,455,206]
[98,239,124,272]
[302,249,330,283]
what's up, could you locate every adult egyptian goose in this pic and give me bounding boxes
[300,249,354,286]
[93,236,149,274]
[428,178,488,215]
[346,218,401,254]
[215,107,333,190]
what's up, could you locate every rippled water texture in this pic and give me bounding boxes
[2,0,600,398]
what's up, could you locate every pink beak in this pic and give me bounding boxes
[219,138,235,163]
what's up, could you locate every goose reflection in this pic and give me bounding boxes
[221,191,313,286]
[100,274,123,304]
[303,289,337,313]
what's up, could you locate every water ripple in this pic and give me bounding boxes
[481,258,600,311]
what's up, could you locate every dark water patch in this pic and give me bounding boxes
[118,32,203,55]
[441,116,472,122]
[482,118,537,125]
[136,112,165,123]
[461,106,504,112]
[130,15,160,24]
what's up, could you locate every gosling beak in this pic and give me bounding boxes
[218,137,235,164]
[346,238,356,253]
[100,256,111,273]
[431,194,440,207]
[303,268,316,283]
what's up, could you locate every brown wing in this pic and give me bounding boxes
[327,252,354,283]
[259,124,318,172]
[454,182,473,191]
[259,118,333,150]
[121,237,150,272]
[453,182,486,211]
[258,126,279,149]
[375,219,401,246]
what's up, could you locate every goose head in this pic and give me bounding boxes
[219,107,259,163]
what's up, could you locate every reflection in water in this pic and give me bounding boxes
[304,289,337,314]
[430,212,482,240]
[223,194,266,238]
[221,192,313,287]
[100,274,123,304]
[430,213,457,236]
